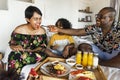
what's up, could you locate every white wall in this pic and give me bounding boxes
[77,0,110,27]
[0,0,110,53]
[0,0,33,53]
[90,0,110,23]
[35,0,79,27]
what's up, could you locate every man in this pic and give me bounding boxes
[49,7,120,60]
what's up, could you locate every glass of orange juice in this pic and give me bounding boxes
[76,51,82,64]
[87,52,93,69]
[82,52,88,67]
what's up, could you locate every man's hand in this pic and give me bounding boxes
[48,25,59,32]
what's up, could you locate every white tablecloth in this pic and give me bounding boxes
[100,66,120,80]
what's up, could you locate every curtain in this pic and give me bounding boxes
[110,0,120,23]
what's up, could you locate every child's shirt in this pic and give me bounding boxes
[49,33,75,51]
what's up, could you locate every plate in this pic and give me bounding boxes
[69,69,96,80]
[40,62,71,77]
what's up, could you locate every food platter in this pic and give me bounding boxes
[30,57,107,80]
[40,62,71,77]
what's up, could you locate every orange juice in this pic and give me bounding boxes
[88,52,93,67]
[76,51,82,64]
[82,52,88,67]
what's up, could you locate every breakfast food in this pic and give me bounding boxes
[77,76,92,80]
[46,62,66,75]
[29,68,39,78]
[70,69,85,75]
[69,69,96,80]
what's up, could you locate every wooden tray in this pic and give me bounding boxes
[32,57,107,80]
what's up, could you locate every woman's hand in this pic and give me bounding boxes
[10,45,24,52]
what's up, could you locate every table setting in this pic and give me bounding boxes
[27,51,107,80]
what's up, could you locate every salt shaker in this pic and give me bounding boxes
[93,53,99,69]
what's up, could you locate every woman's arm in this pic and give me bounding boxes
[44,48,62,58]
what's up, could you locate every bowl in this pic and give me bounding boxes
[75,64,83,69]
[66,58,76,67]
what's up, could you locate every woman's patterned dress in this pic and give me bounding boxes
[8,32,48,73]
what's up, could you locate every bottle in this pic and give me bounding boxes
[76,51,82,64]
[93,53,99,69]
[82,52,88,67]
[87,52,93,69]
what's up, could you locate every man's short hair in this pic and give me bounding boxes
[99,7,116,16]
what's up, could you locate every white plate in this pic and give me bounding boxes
[40,62,71,77]
[69,69,96,80]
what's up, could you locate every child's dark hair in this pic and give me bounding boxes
[55,18,72,29]
[0,68,22,80]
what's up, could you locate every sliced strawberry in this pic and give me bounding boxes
[70,69,85,75]
[77,76,92,80]
[29,68,38,77]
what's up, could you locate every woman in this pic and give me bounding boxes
[8,6,59,74]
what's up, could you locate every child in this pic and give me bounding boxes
[49,18,77,58]
[0,68,23,80]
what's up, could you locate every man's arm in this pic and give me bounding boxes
[48,26,87,36]
[59,28,87,36]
